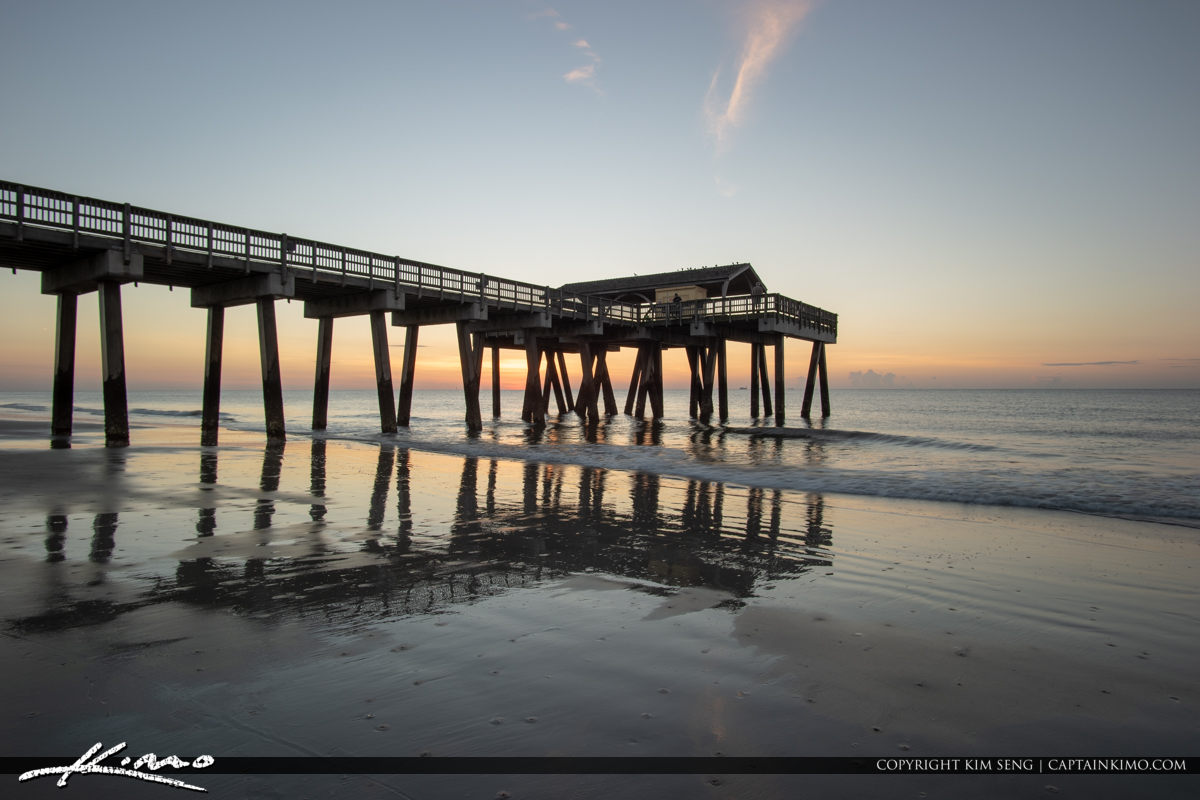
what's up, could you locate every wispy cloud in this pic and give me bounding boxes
[705,0,813,151]
[1042,360,1140,367]
[564,64,596,84]
[532,8,602,92]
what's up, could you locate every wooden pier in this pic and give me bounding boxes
[0,180,836,446]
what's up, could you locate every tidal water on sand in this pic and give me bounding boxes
[1,388,1197,798]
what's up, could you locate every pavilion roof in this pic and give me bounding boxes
[559,263,764,301]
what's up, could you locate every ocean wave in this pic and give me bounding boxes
[0,402,47,413]
[722,425,1001,451]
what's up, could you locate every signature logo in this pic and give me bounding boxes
[18,742,215,792]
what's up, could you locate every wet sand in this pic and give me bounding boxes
[1,419,1197,798]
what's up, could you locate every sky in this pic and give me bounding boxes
[2,0,1198,394]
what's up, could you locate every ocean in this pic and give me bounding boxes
[3,387,1196,528]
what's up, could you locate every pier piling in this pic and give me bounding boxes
[312,317,334,431]
[99,280,130,447]
[256,297,286,441]
[201,306,225,446]
[51,293,77,439]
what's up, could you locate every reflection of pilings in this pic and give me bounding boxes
[45,514,67,563]
[746,487,764,540]
[485,459,498,516]
[457,456,480,521]
[368,446,394,531]
[578,466,606,521]
[395,448,413,545]
[683,480,724,533]
[19,455,839,634]
[631,471,661,530]
[91,512,118,563]
[309,439,327,522]
[634,419,663,446]
[804,493,832,550]
[255,442,285,529]
[197,449,218,535]
[522,461,539,516]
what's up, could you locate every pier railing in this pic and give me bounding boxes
[0,180,835,337]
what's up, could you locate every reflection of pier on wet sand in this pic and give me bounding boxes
[13,439,832,633]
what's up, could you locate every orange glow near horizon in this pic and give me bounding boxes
[0,272,1196,394]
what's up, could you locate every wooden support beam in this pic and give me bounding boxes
[303,288,403,319]
[201,306,224,446]
[686,346,701,419]
[369,310,397,433]
[774,335,786,426]
[758,342,773,418]
[522,335,546,426]
[257,296,286,441]
[456,320,483,431]
[801,340,821,419]
[521,335,538,423]
[650,343,665,419]
[51,293,77,439]
[546,351,567,414]
[575,344,596,422]
[700,344,718,424]
[750,342,760,419]
[596,349,617,416]
[312,318,333,430]
[191,271,292,308]
[556,350,575,411]
[491,345,501,419]
[634,344,651,420]
[397,325,419,426]
[540,357,554,417]
[818,341,831,418]
[625,346,644,415]
[717,338,728,423]
[43,249,143,296]
[98,281,130,447]
[472,331,485,387]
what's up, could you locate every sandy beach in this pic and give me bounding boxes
[1,418,1196,798]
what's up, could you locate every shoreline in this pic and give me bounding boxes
[0,417,1197,797]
